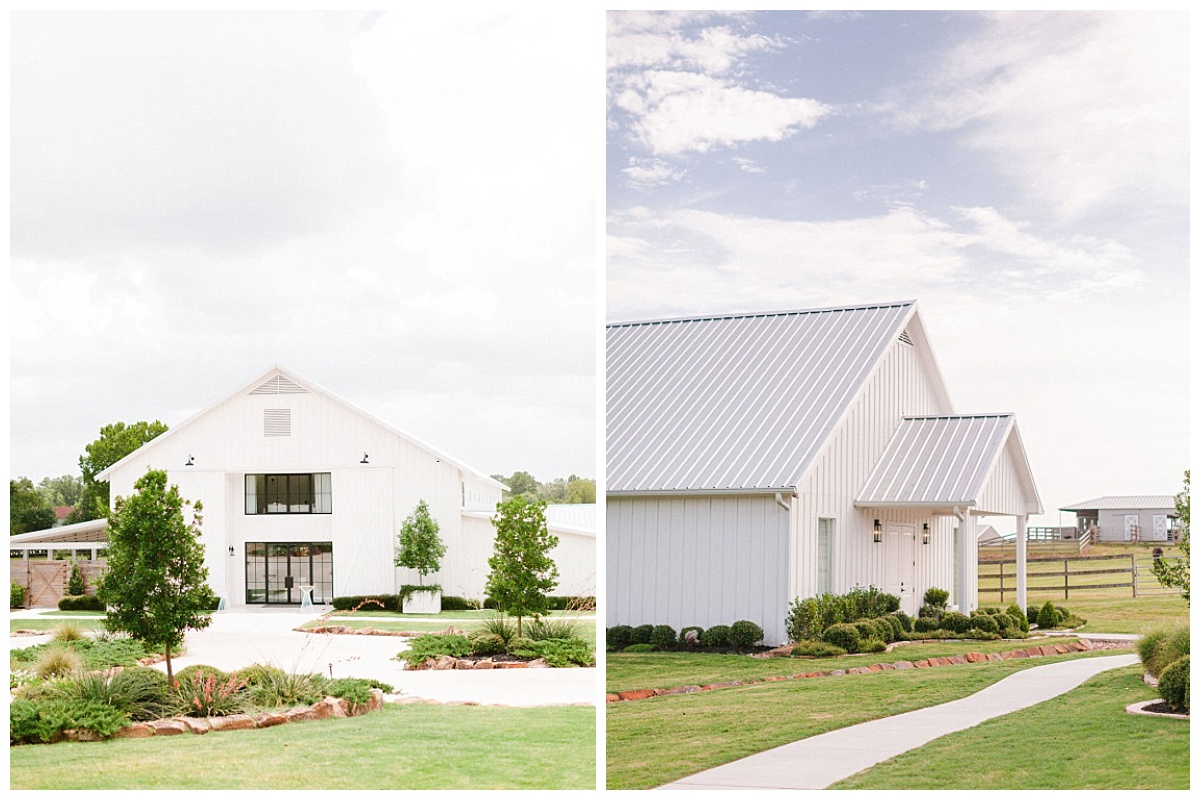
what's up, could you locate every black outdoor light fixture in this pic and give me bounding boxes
[228,546,235,557]
[185,455,194,466]
[922,523,931,545]
[873,519,882,543]
[360,452,369,464]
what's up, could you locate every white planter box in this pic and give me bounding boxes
[402,589,442,614]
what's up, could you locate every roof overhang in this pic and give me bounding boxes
[9,518,109,546]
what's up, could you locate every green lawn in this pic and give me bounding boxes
[307,612,598,648]
[10,617,109,633]
[606,652,1121,790]
[833,664,1188,790]
[1043,592,1190,635]
[10,704,596,790]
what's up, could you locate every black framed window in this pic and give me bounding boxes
[245,473,331,514]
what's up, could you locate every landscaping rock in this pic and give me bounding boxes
[179,717,212,734]
[893,661,913,669]
[966,652,987,663]
[472,659,496,670]
[254,713,290,729]
[527,658,550,669]
[432,655,457,670]
[285,707,319,723]
[208,715,256,732]
[113,723,155,739]
[617,689,656,701]
[606,693,621,703]
[149,719,188,736]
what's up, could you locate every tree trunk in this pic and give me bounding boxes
[165,642,173,684]
[516,615,523,638]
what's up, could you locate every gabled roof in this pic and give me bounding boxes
[1060,496,1177,512]
[606,301,945,493]
[856,413,1042,514]
[97,365,505,490]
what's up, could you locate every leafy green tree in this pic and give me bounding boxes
[491,470,539,499]
[485,497,559,636]
[10,478,57,535]
[565,477,596,504]
[35,475,83,507]
[74,420,169,522]
[98,468,215,682]
[1152,470,1190,603]
[394,499,447,585]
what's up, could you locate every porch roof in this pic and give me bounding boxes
[9,518,109,547]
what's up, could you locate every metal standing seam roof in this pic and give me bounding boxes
[855,414,1014,507]
[1060,496,1177,511]
[606,301,915,493]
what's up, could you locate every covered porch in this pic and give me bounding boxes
[10,519,109,608]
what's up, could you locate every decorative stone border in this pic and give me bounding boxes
[407,655,550,671]
[57,689,386,742]
[304,625,417,637]
[607,639,1129,703]
[1125,699,1189,720]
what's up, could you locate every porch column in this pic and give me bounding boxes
[1016,514,1027,609]
[958,509,976,613]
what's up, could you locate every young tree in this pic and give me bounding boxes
[10,478,57,534]
[73,420,169,522]
[1152,470,1190,603]
[98,469,215,682]
[485,496,559,636]
[394,499,446,585]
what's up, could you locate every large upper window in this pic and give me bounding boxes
[245,473,332,514]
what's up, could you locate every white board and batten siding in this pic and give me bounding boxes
[457,511,598,602]
[607,495,790,645]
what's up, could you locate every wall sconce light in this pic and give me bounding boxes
[922,523,931,545]
[227,546,235,557]
[360,452,370,464]
[873,519,882,543]
[185,456,194,466]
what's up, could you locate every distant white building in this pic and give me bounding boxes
[607,301,1042,644]
[1060,496,1181,543]
[13,365,595,607]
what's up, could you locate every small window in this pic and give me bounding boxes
[817,518,835,594]
[245,473,331,515]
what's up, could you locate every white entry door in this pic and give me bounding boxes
[1124,515,1139,541]
[884,523,918,615]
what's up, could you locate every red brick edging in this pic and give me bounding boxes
[606,640,1129,703]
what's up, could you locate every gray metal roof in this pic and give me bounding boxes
[8,518,109,545]
[856,414,1014,507]
[606,301,915,492]
[1060,496,1177,512]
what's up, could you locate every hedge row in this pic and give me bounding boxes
[785,586,901,642]
[606,620,765,652]
[57,595,106,612]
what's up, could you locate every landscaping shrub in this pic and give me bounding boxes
[34,647,83,680]
[440,595,474,611]
[845,585,900,617]
[891,611,914,633]
[546,596,595,611]
[631,624,655,645]
[469,632,508,656]
[10,699,59,744]
[879,614,904,641]
[1138,625,1190,678]
[606,625,634,652]
[1006,603,1029,632]
[969,614,999,634]
[650,625,677,650]
[173,671,246,717]
[10,698,128,744]
[51,622,86,642]
[57,594,105,611]
[679,626,704,646]
[917,604,943,621]
[1027,605,1041,627]
[821,622,861,654]
[786,587,900,642]
[507,635,534,654]
[991,613,1013,636]
[729,620,764,650]
[11,580,27,609]
[527,617,581,641]
[1157,655,1190,712]
[923,587,950,609]
[107,667,173,721]
[323,678,377,709]
[900,629,999,642]
[174,664,231,686]
[1036,601,1059,630]
[67,564,87,597]
[791,640,847,658]
[242,669,325,708]
[852,620,878,642]
[510,637,594,667]
[395,634,473,665]
[860,638,887,654]
[623,643,654,653]
[480,615,517,644]
[331,595,400,612]
[913,616,940,634]
[940,612,970,634]
[235,663,287,688]
[700,625,732,648]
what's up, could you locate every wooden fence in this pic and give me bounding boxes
[10,560,106,609]
[978,552,1138,602]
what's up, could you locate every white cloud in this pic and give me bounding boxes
[621,157,684,188]
[732,157,765,173]
[881,11,1188,224]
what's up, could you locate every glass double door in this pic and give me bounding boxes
[245,542,332,604]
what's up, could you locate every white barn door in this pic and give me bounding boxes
[884,523,918,615]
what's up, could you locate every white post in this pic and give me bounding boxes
[958,509,976,613]
[1016,514,1027,609]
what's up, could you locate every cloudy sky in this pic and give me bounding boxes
[10,10,599,486]
[607,11,1190,528]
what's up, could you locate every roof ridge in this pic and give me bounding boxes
[606,300,917,329]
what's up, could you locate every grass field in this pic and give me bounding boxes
[9,704,596,790]
[305,611,598,648]
[833,664,1188,790]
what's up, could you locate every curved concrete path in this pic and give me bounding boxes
[11,609,597,707]
[658,653,1139,790]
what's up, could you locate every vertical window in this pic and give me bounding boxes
[314,473,332,513]
[952,525,960,602]
[817,518,835,594]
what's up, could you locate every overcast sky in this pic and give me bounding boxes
[10,9,599,486]
[607,11,1191,529]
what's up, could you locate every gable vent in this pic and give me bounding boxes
[264,408,291,437]
[250,374,308,395]
[898,329,914,346]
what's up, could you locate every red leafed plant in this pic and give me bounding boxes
[173,672,247,717]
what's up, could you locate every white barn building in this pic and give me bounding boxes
[606,301,1042,644]
[1059,496,1182,543]
[12,365,594,608]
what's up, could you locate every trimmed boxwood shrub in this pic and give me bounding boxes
[650,625,677,650]
[174,664,231,686]
[821,622,861,654]
[679,626,704,646]
[441,595,474,611]
[57,594,105,612]
[623,643,654,653]
[606,625,634,652]
[469,632,507,656]
[913,616,940,633]
[891,611,914,633]
[331,594,400,612]
[860,638,887,654]
[1158,655,1190,712]
[729,620,765,649]
[700,625,731,648]
[631,624,655,645]
[923,587,950,608]
[792,640,847,658]
[991,613,1013,636]
[969,614,999,634]
[1036,601,1059,629]
[851,620,878,642]
[1005,603,1029,632]
[11,580,26,609]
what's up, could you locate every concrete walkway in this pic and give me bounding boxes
[10,608,597,708]
[659,653,1139,790]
